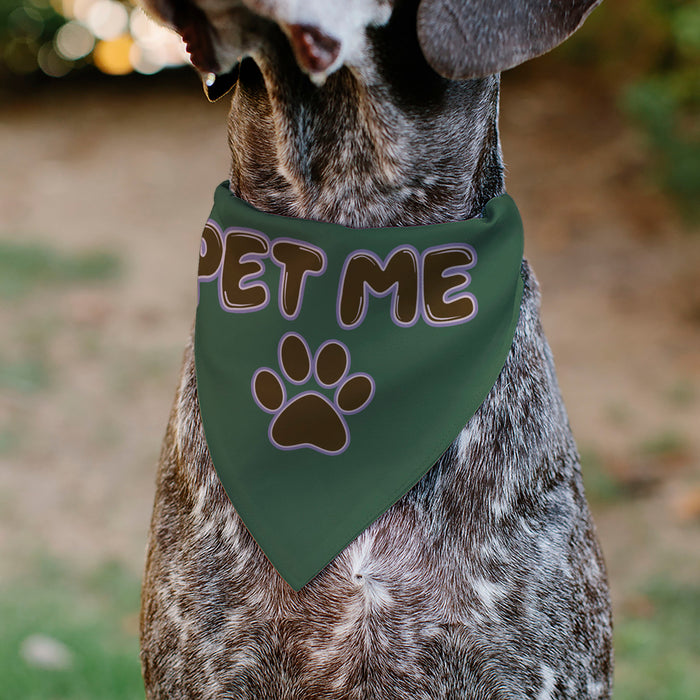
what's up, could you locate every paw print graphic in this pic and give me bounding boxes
[252,333,375,455]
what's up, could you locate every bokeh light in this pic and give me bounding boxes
[4,36,39,74]
[55,21,94,60]
[37,40,72,76]
[85,0,128,41]
[1,0,190,79]
[92,33,132,74]
[9,5,44,40]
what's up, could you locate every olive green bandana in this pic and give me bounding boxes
[194,182,524,590]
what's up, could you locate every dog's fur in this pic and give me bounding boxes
[138,0,614,697]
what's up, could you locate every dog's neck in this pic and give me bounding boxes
[225,9,505,228]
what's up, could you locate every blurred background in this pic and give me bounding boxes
[0,0,698,697]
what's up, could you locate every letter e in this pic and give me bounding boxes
[422,245,477,325]
[220,230,270,311]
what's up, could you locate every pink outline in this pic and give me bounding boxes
[421,243,479,327]
[250,335,375,457]
[270,237,327,321]
[277,332,312,386]
[197,219,224,305]
[336,245,421,330]
[267,391,351,456]
[334,373,375,415]
[250,367,286,414]
[313,339,350,388]
[217,227,271,314]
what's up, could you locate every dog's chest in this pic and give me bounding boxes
[141,263,612,698]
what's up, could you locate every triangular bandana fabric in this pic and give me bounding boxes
[194,182,524,590]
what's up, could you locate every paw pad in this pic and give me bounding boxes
[252,333,374,454]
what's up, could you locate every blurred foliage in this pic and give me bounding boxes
[560,0,700,220]
[0,0,698,215]
[0,557,143,700]
[621,4,699,221]
[0,0,185,82]
[0,240,121,299]
[1,0,86,78]
[580,448,629,504]
[614,578,700,700]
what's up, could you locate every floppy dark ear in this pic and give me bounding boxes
[416,0,603,80]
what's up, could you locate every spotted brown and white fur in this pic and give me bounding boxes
[138,0,614,697]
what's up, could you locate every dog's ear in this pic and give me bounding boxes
[416,0,603,80]
[140,0,237,100]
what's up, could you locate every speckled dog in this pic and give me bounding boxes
[138,0,613,697]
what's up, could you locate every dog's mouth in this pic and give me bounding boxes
[161,0,347,100]
[200,20,341,100]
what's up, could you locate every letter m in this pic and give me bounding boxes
[338,247,419,329]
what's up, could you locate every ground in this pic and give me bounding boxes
[0,65,698,698]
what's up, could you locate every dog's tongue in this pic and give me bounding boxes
[287,24,341,74]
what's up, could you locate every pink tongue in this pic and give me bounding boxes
[287,24,341,73]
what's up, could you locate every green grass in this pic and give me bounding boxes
[0,427,18,454]
[639,430,689,460]
[614,579,700,700]
[580,448,628,504]
[0,558,144,700]
[0,240,121,299]
[0,357,50,393]
[1,559,697,699]
[665,380,697,408]
[604,401,633,427]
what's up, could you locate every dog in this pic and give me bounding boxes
[138,0,614,697]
